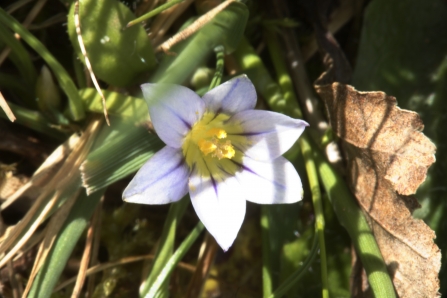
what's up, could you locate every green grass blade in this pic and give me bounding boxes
[314,147,396,298]
[144,221,204,298]
[268,232,319,298]
[0,7,85,121]
[0,22,36,102]
[126,0,185,28]
[234,34,394,298]
[139,198,190,297]
[28,189,104,298]
[0,101,67,139]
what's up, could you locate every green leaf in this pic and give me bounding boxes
[80,88,147,119]
[81,121,163,194]
[67,0,156,87]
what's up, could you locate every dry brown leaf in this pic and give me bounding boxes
[315,83,441,298]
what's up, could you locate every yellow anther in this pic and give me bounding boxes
[213,141,235,159]
[207,128,227,139]
[198,139,217,155]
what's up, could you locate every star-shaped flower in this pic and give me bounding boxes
[123,76,308,250]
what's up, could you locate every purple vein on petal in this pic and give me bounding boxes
[152,158,186,185]
[210,174,218,196]
[161,103,192,130]
[220,77,240,108]
[227,131,272,137]
[231,160,286,190]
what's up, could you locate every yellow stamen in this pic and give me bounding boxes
[182,112,244,177]
[198,139,217,155]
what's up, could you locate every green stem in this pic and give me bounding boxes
[126,0,185,28]
[144,221,204,298]
[139,198,189,297]
[313,146,396,298]
[209,45,225,90]
[268,232,319,298]
[233,29,396,298]
[299,136,328,298]
[261,206,273,298]
[264,28,328,296]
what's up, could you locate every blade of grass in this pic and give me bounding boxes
[0,8,85,121]
[0,100,67,139]
[27,189,105,298]
[0,119,101,266]
[0,22,36,92]
[233,34,395,298]
[268,232,319,298]
[139,198,189,297]
[126,0,185,28]
[261,206,273,298]
[144,221,204,298]
[71,197,102,298]
[264,28,328,297]
[313,147,396,298]
[22,188,81,297]
[53,255,196,293]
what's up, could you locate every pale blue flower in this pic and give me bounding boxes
[123,76,308,250]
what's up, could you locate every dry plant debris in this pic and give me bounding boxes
[315,83,441,297]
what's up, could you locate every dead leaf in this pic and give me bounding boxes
[315,83,441,298]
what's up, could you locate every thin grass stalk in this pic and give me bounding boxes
[261,206,273,297]
[71,197,102,298]
[264,28,328,297]
[0,0,48,66]
[232,31,395,298]
[139,199,189,297]
[1,134,79,211]
[313,147,396,298]
[22,188,81,297]
[127,0,185,28]
[299,136,328,298]
[53,255,197,293]
[268,233,319,298]
[27,189,105,298]
[0,100,66,139]
[0,118,101,266]
[144,221,205,298]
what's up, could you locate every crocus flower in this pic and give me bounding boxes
[123,76,308,250]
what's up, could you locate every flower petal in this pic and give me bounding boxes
[202,75,257,115]
[236,156,303,204]
[123,146,189,204]
[141,83,205,148]
[189,171,246,251]
[226,110,308,161]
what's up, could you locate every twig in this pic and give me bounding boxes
[0,92,15,122]
[149,0,194,46]
[74,1,110,125]
[53,255,196,293]
[71,198,102,298]
[156,0,235,53]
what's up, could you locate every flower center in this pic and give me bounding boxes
[182,112,241,177]
[197,128,235,159]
